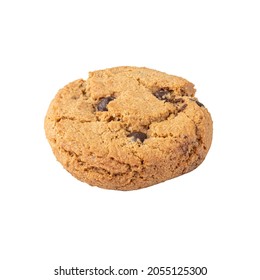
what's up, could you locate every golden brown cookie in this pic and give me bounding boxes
[44,66,213,190]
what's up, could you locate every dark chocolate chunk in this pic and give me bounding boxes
[190,98,205,107]
[178,103,187,112]
[195,100,205,107]
[97,97,115,111]
[128,132,147,143]
[173,98,184,103]
[153,89,171,100]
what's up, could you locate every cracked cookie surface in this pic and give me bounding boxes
[44,66,213,190]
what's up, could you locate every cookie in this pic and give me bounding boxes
[44,66,213,190]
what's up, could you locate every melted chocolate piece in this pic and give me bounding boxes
[195,100,205,107]
[190,98,205,107]
[178,104,187,112]
[128,132,147,143]
[153,89,171,101]
[173,98,184,103]
[97,97,115,111]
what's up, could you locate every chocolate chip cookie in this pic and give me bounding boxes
[44,66,213,190]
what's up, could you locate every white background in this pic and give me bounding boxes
[1,0,259,279]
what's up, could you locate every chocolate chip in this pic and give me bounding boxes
[178,104,187,112]
[153,89,171,100]
[128,132,147,143]
[195,100,205,107]
[97,97,115,111]
[190,98,205,108]
[173,98,184,103]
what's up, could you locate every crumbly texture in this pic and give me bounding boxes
[44,66,213,190]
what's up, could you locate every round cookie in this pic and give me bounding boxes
[44,66,213,190]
